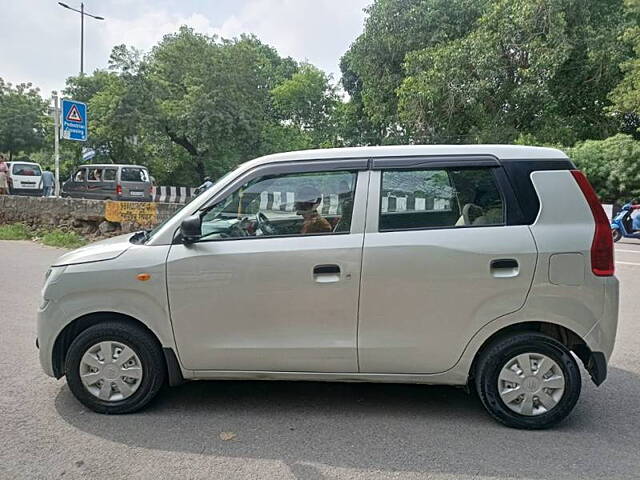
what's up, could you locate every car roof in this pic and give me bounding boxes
[245,145,568,169]
[8,161,41,165]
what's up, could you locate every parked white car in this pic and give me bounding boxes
[7,161,43,196]
[37,145,618,429]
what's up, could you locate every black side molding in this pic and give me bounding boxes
[163,348,186,387]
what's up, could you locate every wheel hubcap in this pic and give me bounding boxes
[497,352,565,416]
[79,341,143,402]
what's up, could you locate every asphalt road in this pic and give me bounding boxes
[1,239,640,480]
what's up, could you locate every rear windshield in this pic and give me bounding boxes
[121,167,149,182]
[12,163,41,176]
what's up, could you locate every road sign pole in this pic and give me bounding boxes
[53,93,61,197]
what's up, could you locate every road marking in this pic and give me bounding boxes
[616,249,640,254]
[616,261,640,266]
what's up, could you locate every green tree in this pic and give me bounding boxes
[340,0,490,144]
[609,0,640,134]
[271,64,339,146]
[142,28,301,183]
[342,0,634,146]
[0,79,48,160]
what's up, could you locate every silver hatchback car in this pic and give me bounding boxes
[38,145,618,429]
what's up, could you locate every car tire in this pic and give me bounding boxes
[474,332,581,429]
[64,321,166,414]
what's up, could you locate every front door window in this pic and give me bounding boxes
[199,170,357,240]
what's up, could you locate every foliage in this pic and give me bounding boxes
[0,223,31,240]
[271,64,340,146]
[567,134,640,202]
[342,0,635,145]
[340,0,490,143]
[0,80,48,160]
[608,0,640,134]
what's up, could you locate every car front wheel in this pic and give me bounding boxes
[474,332,581,429]
[64,321,166,414]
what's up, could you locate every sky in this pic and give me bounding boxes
[0,0,371,98]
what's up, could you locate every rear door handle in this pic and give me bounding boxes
[490,259,519,278]
[313,264,341,283]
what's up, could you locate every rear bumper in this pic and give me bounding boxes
[10,188,43,196]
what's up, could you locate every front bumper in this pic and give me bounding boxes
[37,299,63,378]
[10,188,43,196]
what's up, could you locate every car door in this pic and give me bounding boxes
[85,167,104,199]
[358,158,538,374]
[66,167,87,197]
[166,161,368,372]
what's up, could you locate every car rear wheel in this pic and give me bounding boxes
[65,321,166,414]
[474,332,581,429]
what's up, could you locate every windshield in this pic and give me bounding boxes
[12,163,41,176]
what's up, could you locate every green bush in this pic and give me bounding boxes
[0,223,31,240]
[566,134,640,204]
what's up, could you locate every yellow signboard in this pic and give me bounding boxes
[105,201,158,226]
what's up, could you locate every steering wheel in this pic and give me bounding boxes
[256,211,276,235]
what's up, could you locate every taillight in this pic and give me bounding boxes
[571,170,614,276]
[116,184,122,196]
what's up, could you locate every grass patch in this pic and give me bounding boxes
[40,229,87,249]
[0,223,88,249]
[0,223,31,240]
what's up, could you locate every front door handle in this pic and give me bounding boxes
[314,264,340,275]
[490,259,519,278]
[313,264,341,283]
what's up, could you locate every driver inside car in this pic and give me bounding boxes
[294,185,332,234]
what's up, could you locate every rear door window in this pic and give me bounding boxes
[87,168,103,182]
[102,169,117,182]
[379,168,504,231]
[120,168,149,182]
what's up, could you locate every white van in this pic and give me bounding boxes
[7,161,43,196]
[37,145,618,429]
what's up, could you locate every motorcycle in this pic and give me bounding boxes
[611,203,640,242]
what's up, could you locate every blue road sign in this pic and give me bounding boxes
[61,99,87,141]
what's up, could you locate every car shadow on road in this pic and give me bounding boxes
[55,366,640,479]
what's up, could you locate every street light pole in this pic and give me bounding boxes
[80,2,84,75]
[58,2,104,75]
[52,93,61,197]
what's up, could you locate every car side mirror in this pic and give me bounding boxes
[181,214,202,244]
